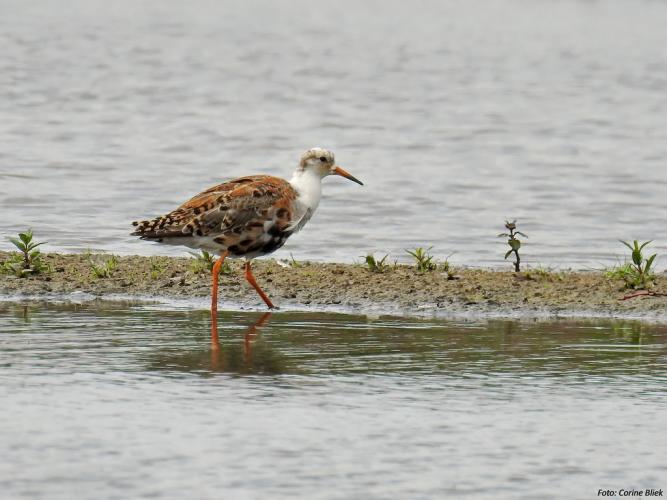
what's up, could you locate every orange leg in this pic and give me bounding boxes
[244,261,277,309]
[210,251,230,348]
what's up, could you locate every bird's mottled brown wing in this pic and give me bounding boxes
[131,175,296,239]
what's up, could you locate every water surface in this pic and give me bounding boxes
[1,0,667,267]
[1,302,665,499]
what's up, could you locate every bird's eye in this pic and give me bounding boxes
[319,156,327,162]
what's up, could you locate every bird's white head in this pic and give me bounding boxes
[298,147,363,185]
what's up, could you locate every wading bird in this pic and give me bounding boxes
[131,148,363,345]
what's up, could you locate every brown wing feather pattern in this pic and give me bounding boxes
[131,175,298,256]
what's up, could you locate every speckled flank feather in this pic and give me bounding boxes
[131,175,298,258]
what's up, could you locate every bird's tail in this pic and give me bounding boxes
[130,210,188,239]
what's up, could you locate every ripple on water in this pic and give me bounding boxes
[2,1,667,267]
[1,302,666,498]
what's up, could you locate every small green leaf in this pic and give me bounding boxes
[19,232,32,245]
[27,241,45,251]
[504,250,513,259]
[639,240,652,251]
[619,240,633,251]
[9,237,25,250]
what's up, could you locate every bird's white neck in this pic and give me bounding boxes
[289,168,323,213]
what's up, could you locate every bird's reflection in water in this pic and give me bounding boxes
[210,312,274,373]
[147,312,290,375]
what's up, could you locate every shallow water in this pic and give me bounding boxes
[2,0,667,267]
[1,302,665,499]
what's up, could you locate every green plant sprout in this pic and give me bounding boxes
[406,247,437,273]
[498,220,527,272]
[90,255,118,278]
[149,257,167,280]
[610,240,657,290]
[440,253,459,280]
[188,250,231,275]
[1,229,49,277]
[604,262,634,282]
[364,253,390,273]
